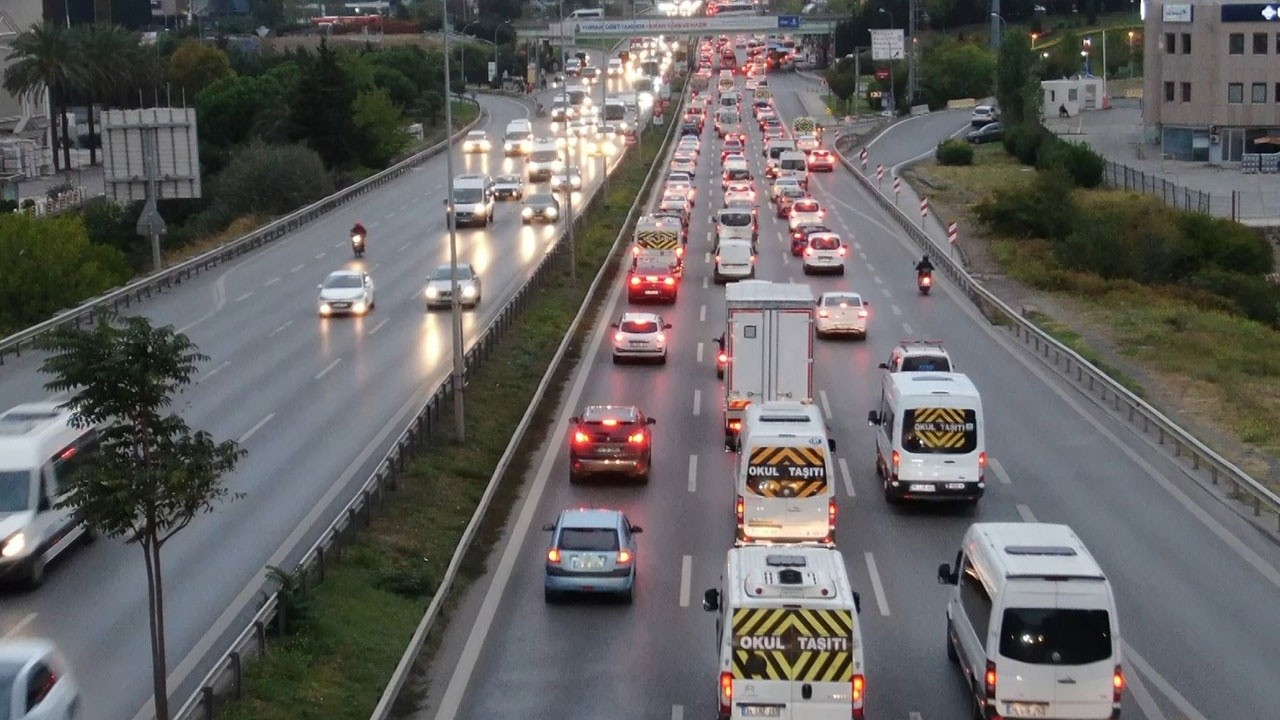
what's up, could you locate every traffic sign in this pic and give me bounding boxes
[875,68,890,80]
[777,15,800,28]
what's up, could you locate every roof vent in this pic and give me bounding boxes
[765,554,807,567]
[1005,545,1077,557]
[777,568,803,585]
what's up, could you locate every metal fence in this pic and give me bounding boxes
[1102,159,1212,214]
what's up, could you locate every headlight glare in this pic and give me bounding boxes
[1,533,25,558]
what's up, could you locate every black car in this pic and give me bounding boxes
[568,405,656,483]
[492,174,524,200]
[966,122,1004,144]
[521,192,561,224]
[680,121,701,137]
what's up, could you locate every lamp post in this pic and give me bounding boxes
[1031,32,1039,50]
[442,0,467,444]
[493,19,510,85]
[1127,30,1136,78]
[990,12,1007,46]
[559,0,576,282]
[460,19,482,87]
[877,8,896,113]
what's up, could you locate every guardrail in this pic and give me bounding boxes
[836,138,1280,531]
[0,98,485,366]
[170,79,685,720]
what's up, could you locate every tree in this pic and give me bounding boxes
[996,29,1037,126]
[72,24,142,167]
[290,39,357,167]
[207,141,334,223]
[824,60,859,112]
[168,40,233,97]
[353,87,409,168]
[919,39,995,109]
[3,23,78,172]
[194,73,289,161]
[37,316,245,720]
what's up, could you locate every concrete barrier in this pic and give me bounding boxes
[945,98,977,109]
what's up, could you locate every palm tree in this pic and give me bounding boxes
[3,23,80,172]
[72,24,142,166]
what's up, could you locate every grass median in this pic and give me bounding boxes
[216,123,670,720]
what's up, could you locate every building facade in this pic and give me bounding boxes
[1143,0,1280,163]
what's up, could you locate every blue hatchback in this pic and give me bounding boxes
[543,509,642,603]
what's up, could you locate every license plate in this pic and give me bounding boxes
[629,341,647,347]
[739,705,782,717]
[644,290,659,295]
[331,302,351,308]
[909,483,936,492]
[945,482,967,490]
[1005,703,1047,718]
[572,555,605,570]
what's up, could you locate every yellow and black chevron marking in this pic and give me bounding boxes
[636,230,680,250]
[910,407,971,450]
[746,446,828,496]
[731,608,855,681]
[749,445,825,467]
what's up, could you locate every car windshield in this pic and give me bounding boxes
[1000,608,1113,665]
[823,295,860,307]
[726,169,749,179]
[559,527,620,551]
[621,319,658,333]
[0,470,31,513]
[453,188,484,203]
[531,150,559,162]
[528,193,556,206]
[505,130,530,140]
[468,133,485,140]
[900,355,951,372]
[431,266,472,281]
[781,158,806,170]
[496,175,519,184]
[720,212,752,227]
[324,274,363,289]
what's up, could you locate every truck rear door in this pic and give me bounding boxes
[771,309,813,403]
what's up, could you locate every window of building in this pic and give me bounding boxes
[1254,32,1269,53]
[1253,82,1267,102]
[1165,32,1176,53]
[1181,33,1191,53]
[1228,83,1244,103]
[1229,33,1245,54]
[1181,82,1191,102]
[1164,81,1175,102]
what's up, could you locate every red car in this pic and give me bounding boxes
[627,257,679,303]
[808,149,836,172]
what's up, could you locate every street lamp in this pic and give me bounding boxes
[442,0,467,444]
[459,19,482,87]
[876,8,896,113]
[1031,32,1039,50]
[558,0,576,282]
[492,19,511,85]
[1127,30,1136,78]
[990,12,1007,51]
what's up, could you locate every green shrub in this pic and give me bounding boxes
[935,139,974,166]
[1036,135,1105,188]
[205,141,335,227]
[1002,122,1046,165]
[1176,213,1275,277]
[1055,193,1182,282]
[974,168,1076,241]
[81,198,148,270]
[1187,268,1280,327]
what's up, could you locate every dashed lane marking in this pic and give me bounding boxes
[267,320,293,338]
[838,457,855,498]
[315,358,342,380]
[679,555,692,607]
[237,413,275,444]
[990,457,1011,484]
[1016,504,1037,522]
[688,454,698,493]
[891,304,902,316]
[864,552,891,616]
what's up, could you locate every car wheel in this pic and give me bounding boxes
[884,477,902,505]
[569,468,581,484]
[947,627,959,663]
[802,266,812,275]
[659,352,667,365]
[716,368,724,379]
[544,587,560,603]
[25,553,45,590]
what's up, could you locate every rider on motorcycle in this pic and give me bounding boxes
[350,222,367,241]
[915,254,934,275]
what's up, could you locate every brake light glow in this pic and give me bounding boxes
[719,672,733,714]
[602,419,619,427]
[735,495,745,523]
[614,332,624,342]
[676,246,684,257]
[985,661,997,699]
[59,446,77,460]
[617,549,633,564]
[838,246,847,256]
[628,431,647,445]
[664,277,675,286]
[717,352,728,364]
[729,420,742,431]
[630,276,641,286]
[818,310,829,318]
[857,309,868,319]
[828,499,838,526]
[547,548,561,563]
[921,275,932,286]
[1113,665,1125,702]
[852,674,865,703]
[573,431,590,444]
[805,247,814,256]
[891,449,901,476]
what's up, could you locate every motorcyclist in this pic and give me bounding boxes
[914,254,934,275]
[350,222,367,241]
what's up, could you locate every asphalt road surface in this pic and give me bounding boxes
[416,67,1280,720]
[0,53,634,720]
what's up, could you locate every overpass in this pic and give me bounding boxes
[514,14,841,39]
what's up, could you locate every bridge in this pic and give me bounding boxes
[514,14,841,39]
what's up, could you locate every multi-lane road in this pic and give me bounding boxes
[0,55,634,720]
[417,68,1280,720]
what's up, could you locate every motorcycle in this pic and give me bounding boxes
[713,335,728,379]
[351,233,365,258]
[917,269,933,296]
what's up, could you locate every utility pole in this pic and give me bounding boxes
[908,0,920,106]
[443,0,466,444]
[135,129,167,273]
[559,0,576,282]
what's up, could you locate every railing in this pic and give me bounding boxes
[836,140,1280,532]
[1102,159,1211,214]
[0,99,485,365]
[170,78,685,720]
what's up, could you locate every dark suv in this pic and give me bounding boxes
[568,406,656,483]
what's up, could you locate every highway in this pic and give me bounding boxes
[0,55,631,720]
[417,66,1280,720]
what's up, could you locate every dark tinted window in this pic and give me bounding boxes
[959,562,992,640]
[1000,608,1113,665]
[822,295,860,307]
[900,355,951,372]
[559,527,620,551]
[721,213,752,227]
[324,274,363,289]
[810,235,840,250]
[0,470,32,513]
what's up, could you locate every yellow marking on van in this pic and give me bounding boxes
[731,607,856,681]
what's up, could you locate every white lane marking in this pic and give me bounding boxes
[865,263,875,272]
[873,275,882,285]
[704,251,712,264]
[699,304,707,322]
[818,390,832,419]
[706,231,713,243]
[398,241,412,252]
[853,241,862,250]
[237,413,275,444]
[838,457,855,498]
[1125,641,1208,720]
[909,713,923,720]
[202,360,231,379]
[333,240,344,248]
[368,220,380,229]
[688,454,698,492]
[369,318,390,335]
[703,277,709,289]
[234,292,253,302]
[383,211,396,219]
[313,253,326,260]
[2,613,37,639]
[679,555,692,607]
[290,263,306,273]
[864,552,891,616]
[264,277,281,286]
[782,253,790,265]
[696,341,704,363]
[693,389,702,416]
[267,320,293,338]
[1122,663,1168,720]
[1016,504,1037,522]
[990,457,1011,484]
[672,706,684,720]
[858,251,867,260]
[902,322,914,335]
[881,288,891,297]
[315,358,342,380]
[891,304,902,315]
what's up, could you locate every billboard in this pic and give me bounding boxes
[870,29,904,60]
[102,107,201,203]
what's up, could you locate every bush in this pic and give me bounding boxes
[1176,213,1275,277]
[1002,122,1047,165]
[80,198,149,270]
[1054,193,1182,283]
[205,141,335,227]
[1187,269,1280,327]
[1036,136,1105,188]
[935,139,974,166]
[974,168,1076,241]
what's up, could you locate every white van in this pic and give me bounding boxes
[526,139,562,181]
[713,237,755,284]
[449,174,494,228]
[778,150,809,188]
[503,118,533,157]
[866,372,985,504]
[715,207,756,244]
[937,523,1123,720]
[765,139,798,173]
[0,402,100,587]
[735,401,837,545]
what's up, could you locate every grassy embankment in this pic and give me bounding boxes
[216,123,670,720]
[906,144,1280,479]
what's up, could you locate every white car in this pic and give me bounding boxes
[0,639,80,720]
[670,154,698,175]
[723,180,755,200]
[611,312,671,364]
[462,130,490,154]
[677,136,701,154]
[424,262,482,309]
[550,167,584,192]
[317,270,375,316]
[607,58,624,76]
[724,189,755,208]
[801,231,846,275]
[770,176,802,202]
[787,197,825,230]
[815,292,869,338]
[665,178,696,203]
[971,104,998,127]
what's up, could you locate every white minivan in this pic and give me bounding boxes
[866,371,985,504]
[448,174,495,228]
[713,238,755,284]
[778,150,809,188]
[937,523,1124,720]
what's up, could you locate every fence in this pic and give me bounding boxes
[1102,159,1212,214]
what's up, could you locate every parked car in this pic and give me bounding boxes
[966,121,1004,144]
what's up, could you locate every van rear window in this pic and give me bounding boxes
[999,608,1113,665]
[901,408,977,454]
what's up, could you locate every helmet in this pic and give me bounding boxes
[921,253,930,262]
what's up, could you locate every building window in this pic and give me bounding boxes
[1181,82,1191,102]
[1165,32,1176,53]
[1254,32,1268,53]
[1252,82,1267,102]
[1181,33,1191,53]
[1228,83,1244,103]
[1165,81,1175,102]
[1229,33,1245,54]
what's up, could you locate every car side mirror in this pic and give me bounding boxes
[828,438,837,452]
[569,416,579,424]
[317,284,323,290]
[878,362,889,370]
[938,562,958,585]
[867,411,880,426]
[610,322,619,328]
[664,322,673,329]
[702,588,720,612]
[646,417,657,425]
[852,591,862,614]
[542,523,556,532]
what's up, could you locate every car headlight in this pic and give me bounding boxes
[319,302,332,315]
[1,532,26,558]
[425,287,440,299]
[353,300,368,314]
[462,285,478,298]
[545,206,558,218]
[522,207,533,218]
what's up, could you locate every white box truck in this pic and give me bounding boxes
[722,280,814,450]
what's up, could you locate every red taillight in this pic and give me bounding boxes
[630,276,641,286]
[891,449,900,475]
[978,451,987,482]
[573,431,590,444]
[838,246,847,256]
[805,247,814,256]
[719,671,733,713]
[717,352,728,364]
[921,275,932,286]
[984,661,997,699]
[857,309,868,318]
[1113,665,1125,702]
[547,548,561,564]
[715,255,721,262]
[628,431,647,446]
[664,277,675,286]
[617,549,633,564]
[735,495,745,523]
[828,499,838,525]
[729,420,742,431]
[852,674,865,704]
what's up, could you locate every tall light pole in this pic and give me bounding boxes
[461,19,482,87]
[877,8,896,112]
[990,12,1007,97]
[559,0,576,282]
[443,0,467,444]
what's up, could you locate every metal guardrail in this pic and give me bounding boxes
[1102,159,1211,214]
[0,98,485,366]
[170,77,685,720]
[836,141,1280,531]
